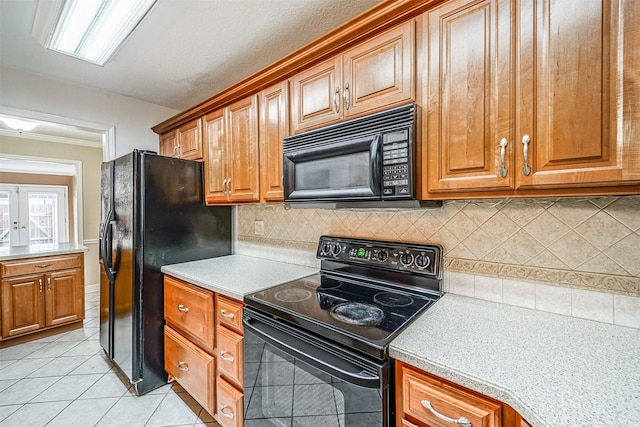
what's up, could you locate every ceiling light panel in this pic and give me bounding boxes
[47,0,156,66]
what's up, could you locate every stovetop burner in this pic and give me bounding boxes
[373,292,414,307]
[274,288,313,302]
[330,302,385,326]
[244,236,442,360]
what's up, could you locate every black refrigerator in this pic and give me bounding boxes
[99,150,232,394]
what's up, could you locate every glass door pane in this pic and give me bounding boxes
[27,192,60,245]
[0,191,10,247]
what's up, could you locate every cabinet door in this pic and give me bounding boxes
[177,118,204,160]
[45,268,84,327]
[164,275,215,351]
[217,326,243,388]
[165,326,215,415]
[216,376,243,427]
[399,364,501,427]
[259,81,288,202]
[1,274,45,337]
[516,0,640,188]
[204,109,229,204]
[159,130,178,157]
[425,0,514,192]
[228,95,260,202]
[343,21,415,118]
[291,56,343,133]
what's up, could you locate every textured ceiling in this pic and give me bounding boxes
[0,0,382,111]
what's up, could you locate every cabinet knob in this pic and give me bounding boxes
[39,279,43,293]
[47,277,51,291]
[177,304,189,313]
[177,361,189,372]
[421,400,472,427]
[219,405,234,419]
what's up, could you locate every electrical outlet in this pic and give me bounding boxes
[254,220,265,236]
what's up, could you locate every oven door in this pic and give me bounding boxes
[243,307,389,427]
[283,134,381,202]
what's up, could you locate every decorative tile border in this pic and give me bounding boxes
[239,235,640,297]
[446,258,640,297]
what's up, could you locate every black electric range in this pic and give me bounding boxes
[244,235,443,360]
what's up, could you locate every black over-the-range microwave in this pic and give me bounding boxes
[283,103,441,209]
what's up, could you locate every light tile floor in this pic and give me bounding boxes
[0,288,221,427]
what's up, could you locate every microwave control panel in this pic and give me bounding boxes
[381,129,411,198]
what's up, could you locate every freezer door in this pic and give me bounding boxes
[99,161,114,357]
[110,152,137,383]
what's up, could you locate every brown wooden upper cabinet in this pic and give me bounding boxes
[159,117,204,161]
[291,21,415,133]
[203,95,260,204]
[424,0,640,195]
[259,81,288,203]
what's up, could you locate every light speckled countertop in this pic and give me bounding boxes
[161,255,318,301]
[0,242,88,261]
[390,293,640,427]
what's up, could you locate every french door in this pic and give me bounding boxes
[0,184,68,247]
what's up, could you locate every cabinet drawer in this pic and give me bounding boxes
[216,294,243,334]
[217,326,243,386]
[216,376,243,427]
[0,254,82,278]
[164,276,215,350]
[164,326,215,414]
[402,366,501,427]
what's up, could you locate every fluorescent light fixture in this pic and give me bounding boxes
[0,117,39,132]
[35,0,156,66]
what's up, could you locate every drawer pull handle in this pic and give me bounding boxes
[35,264,53,268]
[522,134,531,176]
[421,400,472,427]
[177,304,189,313]
[39,279,43,293]
[220,351,235,362]
[177,361,189,372]
[499,137,508,178]
[220,309,235,319]
[219,405,234,418]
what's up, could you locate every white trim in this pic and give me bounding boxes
[0,153,84,245]
[0,128,102,148]
[83,238,99,245]
[0,105,115,161]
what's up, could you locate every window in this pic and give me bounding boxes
[0,184,69,247]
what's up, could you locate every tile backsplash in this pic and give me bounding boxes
[236,196,640,327]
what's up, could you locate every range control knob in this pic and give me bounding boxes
[330,243,342,256]
[415,254,431,269]
[376,250,389,262]
[399,252,414,266]
[320,242,332,256]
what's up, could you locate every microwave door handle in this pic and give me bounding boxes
[370,135,382,194]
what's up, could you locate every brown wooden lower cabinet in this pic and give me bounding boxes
[0,253,84,345]
[216,376,244,427]
[164,325,216,414]
[163,274,245,423]
[396,361,532,427]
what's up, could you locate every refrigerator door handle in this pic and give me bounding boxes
[100,210,117,283]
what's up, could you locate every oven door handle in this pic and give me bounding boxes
[243,314,382,388]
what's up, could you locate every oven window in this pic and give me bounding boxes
[295,151,369,191]
[244,331,383,427]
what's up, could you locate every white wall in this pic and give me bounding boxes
[0,66,179,158]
